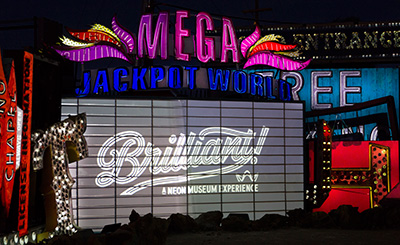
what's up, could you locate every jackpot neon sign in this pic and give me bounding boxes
[53,11,310,70]
[96,126,269,195]
[77,66,294,100]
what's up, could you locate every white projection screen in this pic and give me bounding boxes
[61,98,304,231]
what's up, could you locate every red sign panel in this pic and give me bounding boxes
[310,140,399,213]
[18,51,33,236]
[0,51,18,218]
[0,57,17,217]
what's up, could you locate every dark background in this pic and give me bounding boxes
[2,0,400,50]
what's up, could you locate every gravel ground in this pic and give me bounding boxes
[166,228,400,245]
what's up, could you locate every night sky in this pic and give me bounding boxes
[2,0,400,50]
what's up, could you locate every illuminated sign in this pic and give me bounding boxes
[18,51,33,236]
[241,25,310,70]
[235,22,400,61]
[309,140,399,212]
[250,68,398,110]
[251,68,399,140]
[52,13,310,71]
[96,126,269,195]
[32,114,88,235]
[61,98,304,230]
[0,55,18,218]
[305,120,332,207]
[76,66,293,101]
[0,51,16,218]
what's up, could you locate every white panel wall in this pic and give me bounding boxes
[61,98,304,231]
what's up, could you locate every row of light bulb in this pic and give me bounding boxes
[1,231,37,245]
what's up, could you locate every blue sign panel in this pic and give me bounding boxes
[252,68,399,140]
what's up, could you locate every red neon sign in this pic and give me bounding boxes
[310,140,399,213]
[18,51,33,236]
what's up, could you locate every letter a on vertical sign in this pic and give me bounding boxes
[0,53,17,217]
[18,51,33,236]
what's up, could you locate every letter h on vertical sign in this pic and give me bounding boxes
[308,120,392,210]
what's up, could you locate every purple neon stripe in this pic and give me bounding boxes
[240,25,260,57]
[53,45,130,63]
[243,51,311,70]
[112,16,135,53]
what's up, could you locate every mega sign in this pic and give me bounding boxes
[53,12,311,69]
[61,98,304,230]
[54,11,314,100]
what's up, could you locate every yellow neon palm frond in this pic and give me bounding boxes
[91,24,121,42]
[60,36,93,48]
[257,34,283,43]
[274,50,301,57]
[247,34,284,57]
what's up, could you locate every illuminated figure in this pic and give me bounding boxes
[32,114,88,235]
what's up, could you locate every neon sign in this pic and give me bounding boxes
[17,52,34,236]
[309,140,399,212]
[0,50,18,218]
[52,12,310,71]
[241,25,310,70]
[96,126,269,195]
[76,66,293,100]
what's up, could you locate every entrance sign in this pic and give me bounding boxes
[61,98,304,230]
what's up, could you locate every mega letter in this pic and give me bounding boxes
[196,12,215,63]
[221,18,240,63]
[175,10,190,61]
[138,12,169,59]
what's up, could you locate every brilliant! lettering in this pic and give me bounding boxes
[95,126,269,195]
